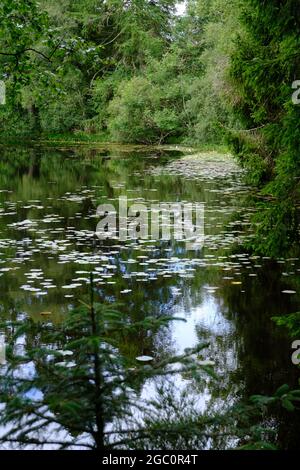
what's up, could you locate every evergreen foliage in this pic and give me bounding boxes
[0,274,217,450]
[229,0,300,256]
[1,275,297,450]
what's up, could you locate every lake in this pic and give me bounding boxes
[0,144,300,449]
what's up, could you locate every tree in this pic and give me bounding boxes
[107,51,194,144]
[0,274,217,450]
[2,274,293,450]
[0,0,50,82]
[229,0,300,256]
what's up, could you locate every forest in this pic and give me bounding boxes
[0,0,300,454]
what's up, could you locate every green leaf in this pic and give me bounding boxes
[274,384,289,397]
[282,398,295,412]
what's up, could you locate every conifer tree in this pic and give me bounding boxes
[0,274,215,450]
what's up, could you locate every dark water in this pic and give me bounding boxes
[0,144,300,449]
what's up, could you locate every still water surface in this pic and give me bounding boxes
[0,144,300,448]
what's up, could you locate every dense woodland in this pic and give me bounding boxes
[1,0,300,256]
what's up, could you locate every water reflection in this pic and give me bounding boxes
[0,145,300,448]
